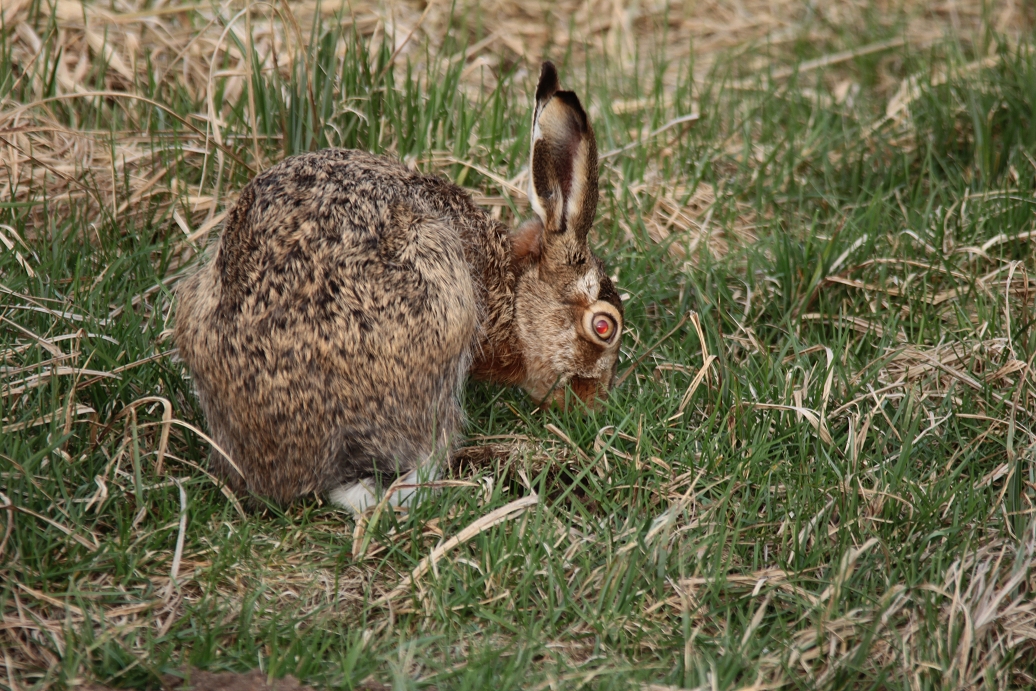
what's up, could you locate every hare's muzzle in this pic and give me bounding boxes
[536,376,608,412]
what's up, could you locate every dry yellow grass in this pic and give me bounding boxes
[1,0,1026,240]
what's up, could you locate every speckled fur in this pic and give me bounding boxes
[174,63,623,505]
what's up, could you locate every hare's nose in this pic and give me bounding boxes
[569,376,599,403]
[534,377,603,412]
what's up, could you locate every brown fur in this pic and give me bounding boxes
[173,62,623,503]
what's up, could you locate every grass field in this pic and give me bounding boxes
[2,1,1036,689]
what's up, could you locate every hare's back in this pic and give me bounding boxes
[214,149,477,349]
[178,148,478,434]
[174,150,478,501]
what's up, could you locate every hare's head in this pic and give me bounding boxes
[511,62,624,409]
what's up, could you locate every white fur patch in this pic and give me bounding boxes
[564,139,588,222]
[329,464,441,516]
[329,480,377,515]
[576,271,600,302]
[529,116,546,222]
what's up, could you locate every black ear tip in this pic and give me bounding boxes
[555,91,589,129]
[536,61,560,101]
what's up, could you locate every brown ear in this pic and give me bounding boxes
[510,218,543,263]
[528,62,598,266]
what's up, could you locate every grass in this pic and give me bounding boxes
[2,1,1035,689]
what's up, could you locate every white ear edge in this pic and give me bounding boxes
[528,106,546,222]
[563,138,590,224]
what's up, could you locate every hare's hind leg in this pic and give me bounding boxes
[329,462,441,515]
[328,480,376,514]
[324,209,474,516]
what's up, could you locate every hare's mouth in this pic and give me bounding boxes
[569,376,605,407]
[533,376,605,412]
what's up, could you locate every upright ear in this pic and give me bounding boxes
[528,62,598,266]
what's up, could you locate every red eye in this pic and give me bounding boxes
[593,315,615,339]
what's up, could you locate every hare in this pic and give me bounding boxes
[173,62,623,514]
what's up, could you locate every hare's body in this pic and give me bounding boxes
[175,150,515,504]
[175,64,624,512]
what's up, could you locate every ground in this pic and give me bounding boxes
[1,1,1035,689]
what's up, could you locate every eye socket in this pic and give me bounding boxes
[591,313,616,341]
[581,301,622,346]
